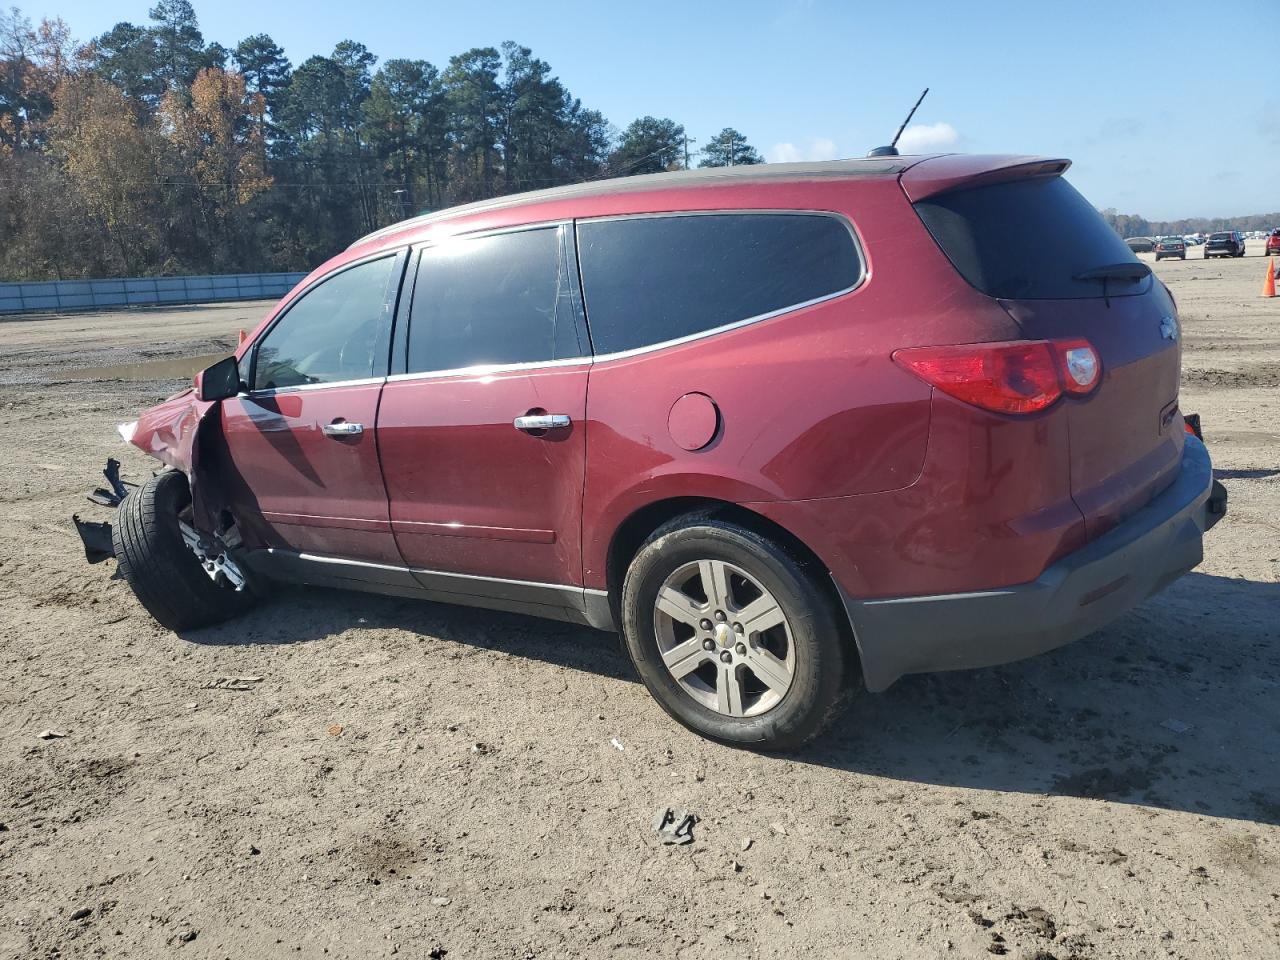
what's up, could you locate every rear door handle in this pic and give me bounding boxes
[513,414,571,432]
[322,421,364,437]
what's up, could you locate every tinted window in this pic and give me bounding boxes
[576,213,861,354]
[914,177,1147,300]
[253,256,396,390]
[407,226,579,373]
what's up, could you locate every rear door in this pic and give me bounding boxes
[220,251,406,564]
[912,172,1184,539]
[376,224,591,589]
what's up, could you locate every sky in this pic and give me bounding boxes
[26,0,1276,220]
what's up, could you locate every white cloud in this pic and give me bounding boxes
[895,121,959,154]
[768,137,839,164]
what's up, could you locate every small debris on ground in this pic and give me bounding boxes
[1160,718,1191,733]
[69,907,91,922]
[652,806,698,846]
[431,897,451,906]
[326,724,344,737]
[609,737,624,751]
[203,676,264,691]
[470,742,490,755]
[38,729,68,740]
[769,822,788,836]
[741,837,753,851]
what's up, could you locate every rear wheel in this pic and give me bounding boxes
[621,514,850,750]
[112,471,255,631]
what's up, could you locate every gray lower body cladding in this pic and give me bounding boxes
[841,435,1222,692]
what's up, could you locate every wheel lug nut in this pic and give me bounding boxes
[719,651,732,663]
[735,643,746,655]
[700,619,712,630]
[733,622,743,633]
[715,610,727,622]
[702,638,715,651]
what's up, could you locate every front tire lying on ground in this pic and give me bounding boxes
[112,470,255,631]
[621,514,851,750]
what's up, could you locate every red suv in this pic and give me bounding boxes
[88,154,1226,749]
[1266,229,1280,257]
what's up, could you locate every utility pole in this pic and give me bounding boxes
[683,135,696,170]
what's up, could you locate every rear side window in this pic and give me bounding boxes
[577,213,861,354]
[407,226,582,373]
[914,177,1148,300]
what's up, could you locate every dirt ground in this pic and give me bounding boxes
[1,244,1277,960]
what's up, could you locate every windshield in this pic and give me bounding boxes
[913,176,1148,299]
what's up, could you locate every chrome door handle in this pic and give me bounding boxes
[322,421,364,436]
[513,414,571,432]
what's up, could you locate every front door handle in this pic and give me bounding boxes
[513,414,571,432]
[322,421,364,437]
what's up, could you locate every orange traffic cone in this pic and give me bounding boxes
[1265,258,1277,298]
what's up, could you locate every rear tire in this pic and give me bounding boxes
[112,470,255,631]
[621,514,851,750]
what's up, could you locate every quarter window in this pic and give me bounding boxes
[576,213,861,354]
[407,226,581,373]
[253,256,397,390]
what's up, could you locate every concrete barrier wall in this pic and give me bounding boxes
[0,272,308,315]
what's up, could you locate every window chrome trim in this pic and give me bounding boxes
[575,208,866,363]
[245,375,387,398]
[253,210,867,389]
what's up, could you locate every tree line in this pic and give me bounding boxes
[0,1,765,281]
[1101,209,1280,239]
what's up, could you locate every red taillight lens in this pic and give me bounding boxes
[893,338,1101,415]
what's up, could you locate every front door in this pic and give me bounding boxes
[376,224,590,588]
[221,251,406,565]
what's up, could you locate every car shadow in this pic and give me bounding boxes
[803,571,1280,825]
[182,570,1278,824]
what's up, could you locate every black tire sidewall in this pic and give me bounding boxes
[621,519,848,750]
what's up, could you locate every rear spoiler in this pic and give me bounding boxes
[899,155,1071,202]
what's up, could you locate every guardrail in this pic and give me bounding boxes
[0,272,308,315]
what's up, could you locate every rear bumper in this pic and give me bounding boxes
[841,435,1224,692]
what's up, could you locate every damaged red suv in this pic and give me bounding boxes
[88,155,1227,749]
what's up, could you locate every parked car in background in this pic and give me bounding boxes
[1125,236,1156,253]
[1183,235,1204,245]
[85,154,1226,750]
[1265,229,1280,257]
[1205,231,1245,258]
[1154,236,1186,261]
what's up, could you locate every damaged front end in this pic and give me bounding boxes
[73,374,249,593]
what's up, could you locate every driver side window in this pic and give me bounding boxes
[253,255,397,391]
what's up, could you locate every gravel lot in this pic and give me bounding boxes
[1,246,1277,960]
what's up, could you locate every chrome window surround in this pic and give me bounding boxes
[248,209,865,393]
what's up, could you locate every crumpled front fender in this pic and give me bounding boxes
[123,388,216,472]
[121,388,224,527]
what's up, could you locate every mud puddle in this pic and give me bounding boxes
[58,352,227,382]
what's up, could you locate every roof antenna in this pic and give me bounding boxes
[867,88,929,157]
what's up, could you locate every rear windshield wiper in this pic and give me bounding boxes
[1073,262,1151,306]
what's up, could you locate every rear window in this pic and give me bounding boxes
[577,213,861,355]
[1210,233,1231,240]
[914,176,1148,300]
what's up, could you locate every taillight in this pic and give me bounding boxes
[893,339,1101,415]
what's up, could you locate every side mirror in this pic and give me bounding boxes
[197,355,243,402]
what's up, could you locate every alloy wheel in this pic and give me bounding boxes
[652,559,795,717]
